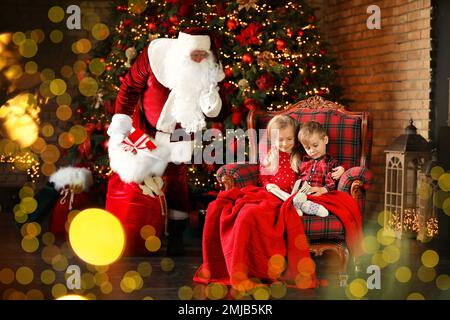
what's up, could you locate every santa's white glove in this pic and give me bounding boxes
[199,85,222,118]
[107,114,133,138]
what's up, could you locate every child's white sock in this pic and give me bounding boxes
[293,192,307,216]
[300,201,329,217]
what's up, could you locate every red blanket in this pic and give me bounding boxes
[193,188,364,289]
[193,186,318,290]
[304,191,364,258]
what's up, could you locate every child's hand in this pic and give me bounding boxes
[331,166,345,180]
[308,186,327,196]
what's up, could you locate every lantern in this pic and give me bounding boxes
[384,119,430,239]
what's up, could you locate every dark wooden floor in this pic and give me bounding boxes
[0,211,449,300]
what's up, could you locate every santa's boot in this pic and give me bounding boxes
[166,210,188,256]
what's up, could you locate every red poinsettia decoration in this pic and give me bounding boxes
[236,22,262,47]
[256,72,275,91]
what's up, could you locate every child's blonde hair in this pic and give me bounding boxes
[263,115,302,173]
[298,121,328,145]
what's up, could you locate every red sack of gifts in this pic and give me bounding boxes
[49,167,94,236]
[105,173,167,256]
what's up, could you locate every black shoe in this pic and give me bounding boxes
[166,219,187,257]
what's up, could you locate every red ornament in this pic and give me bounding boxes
[275,39,286,51]
[96,121,103,132]
[212,122,224,132]
[231,111,242,126]
[119,76,124,83]
[224,65,233,78]
[76,107,83,114]
[85,123,96,134]
[283,61,291,68]
[179,4,192,17]
[241,53,253,64]
[243,98,258,111]
[123,19,133,27]
[282,77,290,85]
[286,28,293,38]
[308,15,316,23]
[103,123,110,135]
[169,15,180,25]
[78,137,92,160]
[103,139,109,151]
[147,22,157,32]
[302,78,311,86]
[320,49,326,55]
[226,19,238,31]
[297,30,304,37]
[256,72,275,91]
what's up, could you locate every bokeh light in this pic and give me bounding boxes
[69,125,87,144]
[57,294,88,300]
[382,245,401,264]
[42,162,56,176]
[270,281,287,299]
[348,278,368,299]
[395,266,412,283]
[161,257,175,272]
[253,286,270,300]
[430,166,444,180]
[12,32,26,45]
[0,268,15,285]
[438,173,450,192]
[26,289,44,300]
[145,235,161,252]
[42,232,56,246]
[19,39,38,58]
[78,77,98,96]
[60,65,73,78]
[421,250,439,268]
[92,23,110,40]
[40,269,56,285]
[436,274,450,290]
[50,78,67,96]
[21,236,39,253]
[30,29,45,43]
[140,225,156,240]
[69,208,125,266]
[58,132,74,149]
[16,266,34,285]
[417,266,436,283]
[89,58,106,75]
[56,105,73,121]
[137,261,152,277]
[206,283,228,300]
[41,123,55,138]
[406,292,425,300]
[178,286,193,300]
[362,235,379,254]
[24,61,38,74]
[40,144,60,163]
[48,6,65,23]
[49,30,63,43]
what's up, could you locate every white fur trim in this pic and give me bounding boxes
[148,32,211,89]
[49,167,93,192]
[155,90,177,133]
[108,140,170,183]
[155,132,193,163]
[107,114,133,137]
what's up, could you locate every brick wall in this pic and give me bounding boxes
[313,0,432,220]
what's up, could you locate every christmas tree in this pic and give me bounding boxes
[70,0,344,195]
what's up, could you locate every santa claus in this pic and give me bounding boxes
[106,28,225,255]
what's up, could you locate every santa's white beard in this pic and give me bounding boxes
[165,52,217,133]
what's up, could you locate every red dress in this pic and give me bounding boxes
[259,151,299,193]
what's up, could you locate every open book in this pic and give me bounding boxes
[266,180,312,201]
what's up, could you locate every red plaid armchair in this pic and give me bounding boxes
[216,96,373,285]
